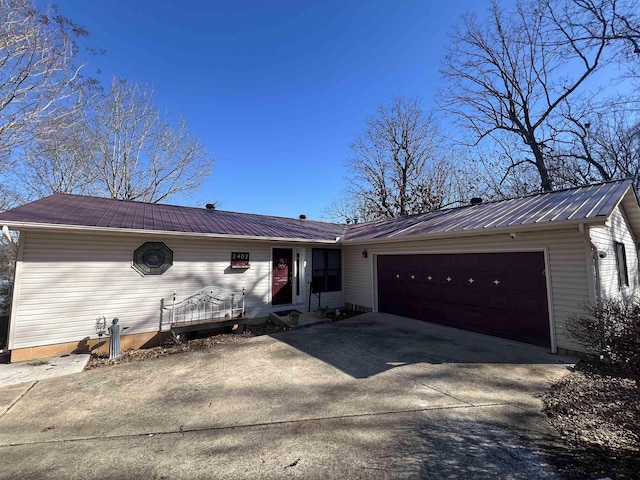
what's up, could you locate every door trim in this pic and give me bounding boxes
[270,247,306,307]
[272,247,293,306]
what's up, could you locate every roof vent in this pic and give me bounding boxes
[205,203,216,210]
[346,218,351,224]
[299,214,306,220]
[470,197,483,205]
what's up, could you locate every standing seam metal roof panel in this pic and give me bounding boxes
[0,194,345,240]
[342,179,635,242]
[0,180,635,242]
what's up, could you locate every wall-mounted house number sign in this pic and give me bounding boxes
[231,252,250,269]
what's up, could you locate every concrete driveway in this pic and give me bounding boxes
[0,313,576,479]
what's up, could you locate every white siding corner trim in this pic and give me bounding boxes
[7,233,25,350]
[543,247,557,353]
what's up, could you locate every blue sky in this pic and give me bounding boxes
[51,0,499,220]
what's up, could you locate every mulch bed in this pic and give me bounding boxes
[326,309,364,321]
[85,312,364,371]
[542,360,640,479]
[85,322,286,370]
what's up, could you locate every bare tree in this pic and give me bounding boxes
[441,0,639,193]
[552,99,640,187]
[87,78,213,203]
[329,97,457,222]
[324,194,376,224]
[461,144,544,200]
[16,78,215,203]
[549,0,640,62]
[0,0,88,161]
[18,109,95,198]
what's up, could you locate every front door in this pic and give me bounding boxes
[272,248,293,305]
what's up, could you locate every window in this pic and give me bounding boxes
[312,248,341,292]
[133,242,173,275]
[615,241,629,288]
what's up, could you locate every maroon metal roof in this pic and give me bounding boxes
[0,180,635,243]
[0,194,346,241]
[343,179,637,242]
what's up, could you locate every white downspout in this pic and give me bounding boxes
[579,223,601,305]
[2,226,17,255]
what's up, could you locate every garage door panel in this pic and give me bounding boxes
[515,319,551,345]
[377,252,550,347]
[461,290,484,307]
[512,273,544,292]
[421,287,440,301]
[463,255,483,270]
[513,295,541,313]
[442,307,466,325]
[460,270,480,286]
[481,272,506,287]
[422,305,443,319]
[485,293,512,311]
[518,318,548,336]
[406,285,425,302]
[441,289,462,304]
[441,271,460,286]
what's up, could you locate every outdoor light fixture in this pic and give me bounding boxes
[362,249,368,258]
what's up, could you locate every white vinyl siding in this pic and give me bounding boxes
[342,246,373,310]
[343,227,592,352]
[308,247,344,312]
[589,205,640,300]
[9,231,342,350]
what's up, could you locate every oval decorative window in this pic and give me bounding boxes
[133,242,173,275]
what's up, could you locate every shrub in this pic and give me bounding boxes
[568,297,640,382]
[0,279,10,316]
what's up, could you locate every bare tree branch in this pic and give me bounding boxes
[328,97,462,222]
[0,0,89,161]
[87,78,214,203]
[441,0,639,192]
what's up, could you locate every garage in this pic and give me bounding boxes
[377,252,551,347]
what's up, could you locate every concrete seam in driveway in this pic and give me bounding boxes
[296,331,478,407]
[0,380,36,419]
[0,401,520,449]
[0,314,577,480]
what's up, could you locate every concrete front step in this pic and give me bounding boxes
[269,310,331,330]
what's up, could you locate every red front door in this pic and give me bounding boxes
[272,248,293,305]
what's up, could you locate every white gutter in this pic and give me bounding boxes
[341,216,610,246]
[1,225,17,254]
[0,221,341,244]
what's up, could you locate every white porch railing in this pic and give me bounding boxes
[162,286,245,327]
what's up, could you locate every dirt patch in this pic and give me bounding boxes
[543,360,640,479]
[86,312,364,370]
[85,322,285,370]
[326,310,363,321]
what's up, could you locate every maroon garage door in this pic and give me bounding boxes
[377,252,550,347]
